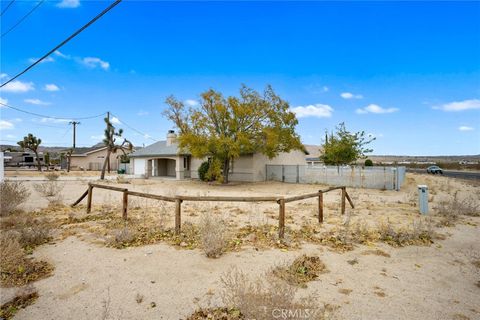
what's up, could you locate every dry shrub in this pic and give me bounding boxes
[108,227,136,248]
[272,255,328,288]
[186,307,243,320]
[0,213,51,250]
[435,193,480,226]
[198,213,228,258]
[220,268,333,320]
[0,232,54,287]
[34,180,63,206]
[378,219,433,247]
[0,181,30,216]
[0,286,38,319]
[45,173,59,181]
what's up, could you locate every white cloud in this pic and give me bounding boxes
[91,135,104,140]
[291,104,333,118]
[184,99,199,107]
[110,117,121,124]
[28,56,54,64]
[458,126,474,131]
[137,110,149,116]
[323,86,329,92]
[0,73,8,79]
[40,117,70,123]
[0,120,14,130]
[0,97,8,106]
[56,0,80,8]
[435,99,480,112]
[356,104,398,114]
[341,92,363,99]
[0,80,34,93]
[44,84,60,92]
[5,134,16,139]
[54,50,71,59]
[24,98,50,106]
[81,57,110,70]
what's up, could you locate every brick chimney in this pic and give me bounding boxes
[166,130,177,146]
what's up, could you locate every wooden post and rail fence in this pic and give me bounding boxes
[71,183,354,239]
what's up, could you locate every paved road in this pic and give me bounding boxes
[407,168,480,181]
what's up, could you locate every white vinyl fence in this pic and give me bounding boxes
[266,165,406,190]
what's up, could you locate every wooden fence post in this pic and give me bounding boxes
[175,198,182,235]
[87,184,93,213]
[341,187,346,215]
[278,198,285,239]
[122,190,128,220]
[318,191,323,223]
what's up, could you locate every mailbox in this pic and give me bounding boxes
[418,185,428,214]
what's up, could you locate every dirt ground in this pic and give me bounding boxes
[1,173,479,320]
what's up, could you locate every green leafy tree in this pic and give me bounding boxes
[164,85,303,183]
[321,123,375,167]
[364,159,373,166]
[17,133,42,171]
[100,117,132,180]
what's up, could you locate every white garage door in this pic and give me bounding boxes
[133,158,146,176]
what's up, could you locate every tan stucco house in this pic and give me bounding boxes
[129,131,307,182]
[68,145,123,171]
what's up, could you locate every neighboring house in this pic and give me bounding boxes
[130,130,307,182]
[304,144,323,166]
[2,151,44,167]
[66,144,129,171]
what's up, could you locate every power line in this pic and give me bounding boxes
[110,112,158,142]
[0,0,122,88]
[1,0,16,17]
[1,0,45,38]
[0,101,107,121]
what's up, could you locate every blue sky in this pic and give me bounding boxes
[1,0,479,155]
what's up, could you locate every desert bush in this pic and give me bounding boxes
[34,180,63,207]
[198,161,210,181]
[220,268,332,320]
[0,214,51,250]
[0,181,30,216]
[378,219,433,247]
[45,172,59,181]
[435,193,479,226]
[198,213,227,258]
[34,180,62,197]
[109,227,136,248]
[187,307,243,320]
[272,255,327,288]
[0,231,54,287]
[364,159,373,166]
[0,286,38,319]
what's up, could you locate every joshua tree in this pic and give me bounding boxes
[100,117,132,180]
[18,133,42,171]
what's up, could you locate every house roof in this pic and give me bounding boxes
[129,141,187,158]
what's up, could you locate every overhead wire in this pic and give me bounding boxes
[0,101,107,121]
[110,112,159,142]
[1,0,16,16]
[0,0,122,87]
[1,0,45,38]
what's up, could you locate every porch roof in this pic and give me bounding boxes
[129,140,189,158]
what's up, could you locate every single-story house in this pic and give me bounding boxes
[129,131,307,182]
[67,144,127,171]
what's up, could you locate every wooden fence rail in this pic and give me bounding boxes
[71,182,354,239]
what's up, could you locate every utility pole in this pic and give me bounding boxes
[69,121,80,149]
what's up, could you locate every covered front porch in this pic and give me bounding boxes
[145,156,191,179]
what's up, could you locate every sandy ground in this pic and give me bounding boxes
[1,173,479,320]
